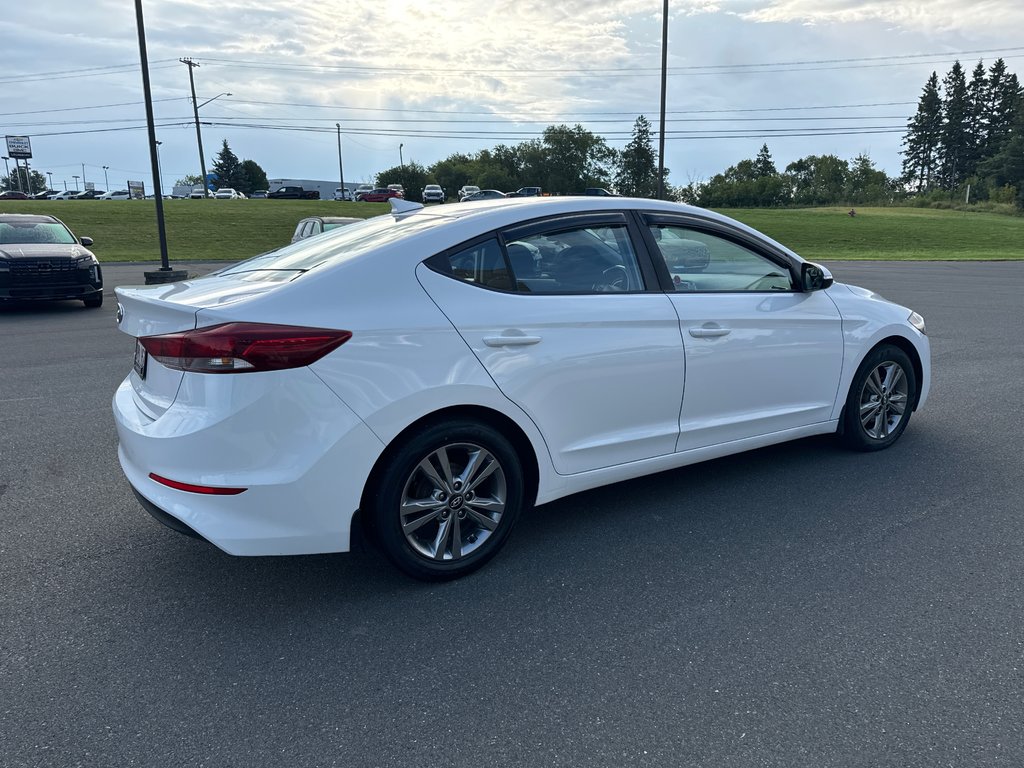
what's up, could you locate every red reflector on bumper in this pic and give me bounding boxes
[149,472,247,495]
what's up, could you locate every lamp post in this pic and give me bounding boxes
[82,163,87,189]
[102,165,110,191]
[399,143,404,167]
[1,157,9,189]
[656,0,669,199]
[181,58,231,200]
[47,171,54,191]
[72,175,80,191]
[154,141,163,196]
[336,123,346,199]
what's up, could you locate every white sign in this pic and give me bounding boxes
[5,135,32,159]
[127,180,146,200]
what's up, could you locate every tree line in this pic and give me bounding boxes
[902,58,1022,208]
[377,117,665,202]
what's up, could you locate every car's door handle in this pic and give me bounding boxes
[483,334,542,347]
[688,325,731,338]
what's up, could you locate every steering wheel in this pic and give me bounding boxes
[597,264,631,292]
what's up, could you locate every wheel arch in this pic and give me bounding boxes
[358,404,541,528]
[837,334,924,435]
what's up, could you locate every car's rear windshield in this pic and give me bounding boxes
[213,214,449,280]
[0,221,76,245]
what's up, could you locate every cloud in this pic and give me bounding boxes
[737,0,1024,34]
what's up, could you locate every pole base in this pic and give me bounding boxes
[143,269,189,285]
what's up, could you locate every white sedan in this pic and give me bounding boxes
[113,197,930,580]
[214,188,244,199]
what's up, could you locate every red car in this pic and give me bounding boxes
[0,190,30,200]
[358,188,402,203]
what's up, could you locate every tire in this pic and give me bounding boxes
[840,343,917,451]
[367,420,524,580]
[83,292,103,308]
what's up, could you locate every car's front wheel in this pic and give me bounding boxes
[367,420,524,580]
[841,344,917,451]
[83,292,103,308]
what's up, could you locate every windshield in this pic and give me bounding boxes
[0,221,77,245]
[212,213,450,280]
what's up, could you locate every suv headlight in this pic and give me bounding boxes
[908,311,926,335]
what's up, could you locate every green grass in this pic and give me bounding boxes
[718,207,1024,261]
[1,199,389,262]
[3,200,1022,262]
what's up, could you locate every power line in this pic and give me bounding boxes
[193,47,1024,77]
[0,60,179,85]
[0,97,188,117]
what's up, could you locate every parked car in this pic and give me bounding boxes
[47,191,78,200]
[99,190,132,200]
[268,186,320,200]
[31,190,56,200]
[0,213,102,307]
[461,189,506,202]
[189,187,211,199]
[386,184,405,197]
[249,190,268,199]
[582,188,617,196]
[458,185,480,201]
[214,188,244,199]
[71,190,104,200]
[0,190,30,200]
[353,184,374,201]
[422,184,445,203]
[357,187,402,203]
[112,196,930,581]
[505,186,542,197]
[333,187,353,201]
[291,216,362,243]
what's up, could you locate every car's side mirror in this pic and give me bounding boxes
[80,236,94,246]
[801,262,833,291]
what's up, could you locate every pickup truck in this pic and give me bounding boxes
[505,186,542,197]
[268,186,320,200]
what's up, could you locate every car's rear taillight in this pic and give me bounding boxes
[140,323,352,373]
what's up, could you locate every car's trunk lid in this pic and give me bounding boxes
[114,276,283,418]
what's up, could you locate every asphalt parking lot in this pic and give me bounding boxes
[2,260,1023,767]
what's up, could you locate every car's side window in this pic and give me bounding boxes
[505,223,643,294]
[293,222,306,240]
[649,225,795,292]
[443,238,512,290]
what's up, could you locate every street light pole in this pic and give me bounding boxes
[82,163,87,189]
[182,57,209,199]
[336,123,345,199]
[102,165,110,190]
[656,0,669,200]
[399,143,404,167]
[72,175,80,191]
[47,171,54,190]
[1,157,9,189]
[154,141,163,196]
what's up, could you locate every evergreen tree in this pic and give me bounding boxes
[966,60,989,170]
[753,144,776,177]
[939,61,971,188]
[901,72,943,191]
[615,116,659,197]
[986,59,1015,154]
[211,139,243,189]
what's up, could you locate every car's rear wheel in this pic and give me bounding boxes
[841,344,917,451]
[368,420,524,580]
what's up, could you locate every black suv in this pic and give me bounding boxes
[0,214,103,307]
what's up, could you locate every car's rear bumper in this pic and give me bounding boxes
[113,369,385,556]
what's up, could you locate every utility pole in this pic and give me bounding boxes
[82,163,87,189]
[656,0,669,200]
[137,0,176,279]
[181,57,209,199]
[399,143,404,167]
[336,123,346,199]
[25,161,33,195]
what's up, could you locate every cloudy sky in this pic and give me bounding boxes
[3,0,1022,193]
